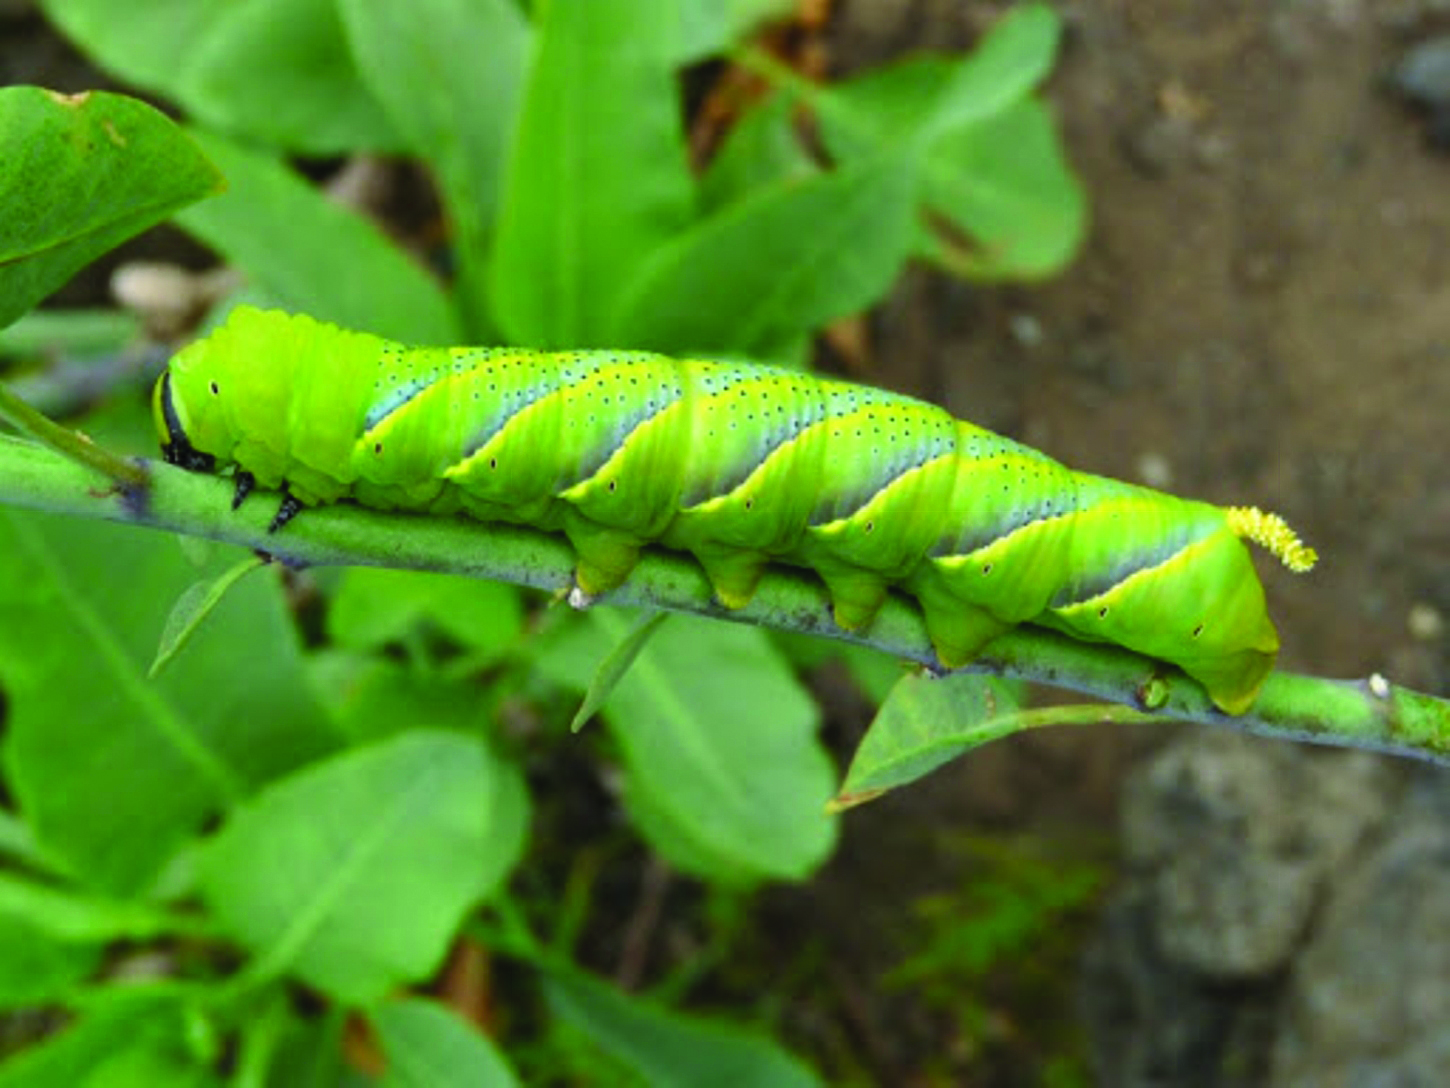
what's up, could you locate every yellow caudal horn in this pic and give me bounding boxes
[1226,506,1318,573]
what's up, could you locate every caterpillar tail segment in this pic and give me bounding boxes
[1225,506,1318,574]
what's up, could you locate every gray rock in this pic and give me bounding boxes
[1082,881,1280,1088]
[1388,35,1450,147]
[1123,731,1396,980]
[1082,731,1402,1087]
[1269,777,1450,1088]
[1390,36,1450,111]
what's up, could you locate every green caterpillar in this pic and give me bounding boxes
[154,307,1316,713]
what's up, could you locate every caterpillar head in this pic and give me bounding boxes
[153,369,217,473]
[153,307,308,478]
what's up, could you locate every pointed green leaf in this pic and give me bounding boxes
[0,308,143,359]
[326,567,521,663]
[833,672,1028,808]
[0,867,194,1005]
[199,731,518,1003]
[591,613,836,884]
[0,512,337,893]
[919,97,1087,280]
[491,0,693,346]
[0,916,99,1009]
[0,994,212,1088]
[150,555,267,679]
[337,0,530,340]
[0,871,183,944]
[821,48,1085,281]
[39,0,401,153]
[673,0,796,62]
[544,966,821,1088]
[922,1,1061,137]
[611,155,916,355]
[699,92,817,214]
[570,611,669,733]
[176,130,458,344]
[0,87,223,330]
[372,998,518,1088]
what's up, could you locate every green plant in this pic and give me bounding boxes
[6,1,1449,1082]
[0,2,1109,1081]
[884,835,1103,1082]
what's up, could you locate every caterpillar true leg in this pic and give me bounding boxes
[269,491,303,534]
[232,471,256,511]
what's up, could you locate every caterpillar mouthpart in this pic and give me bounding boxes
[1226,506,1318,573]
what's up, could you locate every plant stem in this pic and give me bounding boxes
[2,435,1448,766]
[0,383,147,491]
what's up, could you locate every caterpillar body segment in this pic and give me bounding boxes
[156,307,1313,714]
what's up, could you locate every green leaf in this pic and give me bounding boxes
[0,994,213,1088]
[372,998,518,1088]
[544,966,822,1088]
[529,610,613,694]
[307,654,487,745]
[304,660,533,899]
[0,308,143,359]
[0,512,338,894]
[150,555,267,679]
[833,671,1026,808]
[673,0,796,62]
[610,154,917,355]
[176,130,459,345]
[0,841,198,1015]
[591,613,837,885]
[198,731,519,1004]
[491,0,694,346]
[326,567,522,662]
[920,1,1061,138]
[0,868,195,1006]
[38,0,401,154]
[0,87,223,331]
[698,93,817,214]
[570,611,669,733]
[822,51,1085,281]
[0,915,99,1009]
[259,1009,355,1088]
[337,0,531,340]
[919,97,1087,280]
[0,871,181,944]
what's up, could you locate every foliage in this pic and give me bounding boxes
[0,0,1088,1082]
[885,835,1104,1084]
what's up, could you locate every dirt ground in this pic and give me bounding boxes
[777,0,1450,1083]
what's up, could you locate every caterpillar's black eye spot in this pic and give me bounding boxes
[608,480,617,492]
[982,563,993,575]
[865,521,875,533]
[1098,607,1110,619]
[1192,623,1205,639]
[209,381,219,395]
[745,498,753,510]
[489,458,498,469]
[374,442,383,454]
